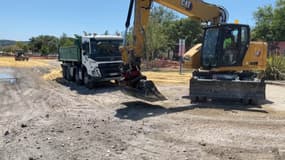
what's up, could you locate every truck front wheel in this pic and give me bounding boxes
[75,68,83,85]
[83,71,94,89]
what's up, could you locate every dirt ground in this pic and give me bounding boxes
[1,57,285,160]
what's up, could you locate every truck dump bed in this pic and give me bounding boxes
[58,46,81,62]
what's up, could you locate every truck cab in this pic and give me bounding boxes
[59,35,124,88]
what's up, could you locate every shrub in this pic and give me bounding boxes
[265,55,285,80]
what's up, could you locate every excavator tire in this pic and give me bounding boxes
[189,78,265,105]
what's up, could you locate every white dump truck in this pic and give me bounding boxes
[59,35,124,88]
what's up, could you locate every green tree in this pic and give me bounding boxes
[145,6,177,60]
[15,42,24,50]
[2,45,17,53]
[74,34,82,46]
[29,35,59,55]
[15,42,29,52]
[59,33,74,47]
[146,20,168,61]
[252,5,274,41]
[272,0,285,41]
[164,18,203,51]
[252,0,285,41]
[150,6,177,24]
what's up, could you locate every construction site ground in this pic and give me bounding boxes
[0,57,285,160]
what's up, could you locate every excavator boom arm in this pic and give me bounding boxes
[154,0,228,23]
[121,0,229,101]
[125,0,228,60]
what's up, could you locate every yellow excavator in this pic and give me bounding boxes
[120,0,267,104]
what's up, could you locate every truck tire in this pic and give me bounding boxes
[83,71,94,89]
[66,66,72,81]
[75,68,83,85]
[62,66,67,80]
[66,66,76,81]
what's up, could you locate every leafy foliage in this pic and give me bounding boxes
[29,35,58,55]
[252,5,274,41]
[28,33,75,55]
[59,33,75,47]
[252,0,285,41]
[163,18,202,51]
[265,55,285,80]
[0,40,29,53]
[144,6,176,61]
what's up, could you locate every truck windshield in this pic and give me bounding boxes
[90,39,122,58]
[201,28,219,67]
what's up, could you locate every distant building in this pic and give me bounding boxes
[269,41,285,56]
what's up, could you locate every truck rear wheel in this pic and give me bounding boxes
[62,66,67,80]
[66,66,72,81]
[83,71,94,89]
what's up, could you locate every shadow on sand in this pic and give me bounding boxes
[55,78,120,95]
[115,100,272,121]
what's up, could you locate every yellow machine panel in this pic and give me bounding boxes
[184,42,268,72]
[242,42,267,70]
[211,42,268,72]
[183,43,201,69]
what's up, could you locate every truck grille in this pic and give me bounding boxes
[98,63,122,78]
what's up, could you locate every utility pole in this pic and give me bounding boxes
[179,39,185,74]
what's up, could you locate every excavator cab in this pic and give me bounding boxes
[190,24,266,104]
[201,24,250,69]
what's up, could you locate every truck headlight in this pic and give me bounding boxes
[93,68,101,77]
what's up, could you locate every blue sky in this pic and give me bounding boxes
[0,0,275,41]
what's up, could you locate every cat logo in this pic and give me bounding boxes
[255,50,261,57]
[181,0,193,10]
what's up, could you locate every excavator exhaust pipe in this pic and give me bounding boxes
[120,79,167,102]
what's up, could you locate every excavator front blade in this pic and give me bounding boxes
[189,78,266,104]
[120,79,167,102]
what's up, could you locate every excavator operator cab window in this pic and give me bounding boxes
[201,24,250,69]
[222,27,239,65]
[201,28,219,68]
